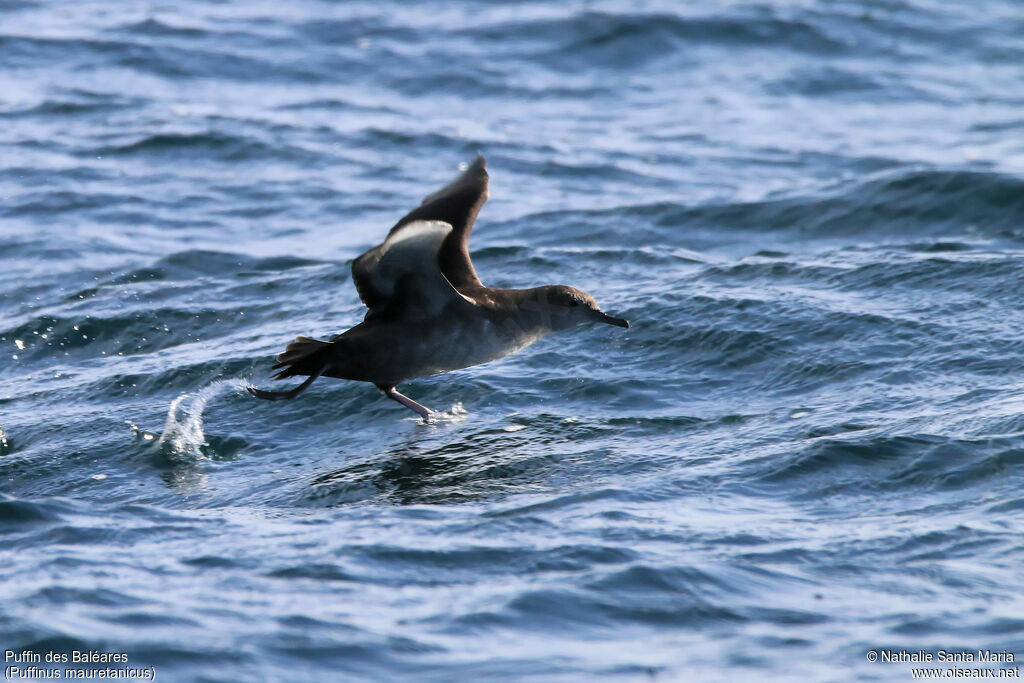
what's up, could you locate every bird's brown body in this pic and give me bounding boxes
[249,157,628,418]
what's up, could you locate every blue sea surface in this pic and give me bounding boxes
[3,1,1024,680]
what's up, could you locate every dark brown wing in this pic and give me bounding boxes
[351,220,472,320]
[352,156,489,313]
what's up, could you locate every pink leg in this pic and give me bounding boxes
[381,386,434,420]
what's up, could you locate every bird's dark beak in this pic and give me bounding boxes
[599,312,630,328]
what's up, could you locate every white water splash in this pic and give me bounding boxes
[154,379,249,461]
[420,401,469,425]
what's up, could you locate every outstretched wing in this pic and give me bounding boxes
[386,155,489,291]
[352,220,472,320]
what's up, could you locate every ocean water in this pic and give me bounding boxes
[3,0,1024,680]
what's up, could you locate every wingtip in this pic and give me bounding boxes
[465,155,486,176]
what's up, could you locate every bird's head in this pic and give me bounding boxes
[522,285,630,332]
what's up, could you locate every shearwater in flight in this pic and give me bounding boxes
[249,156,629,419]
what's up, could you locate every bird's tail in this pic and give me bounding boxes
[271,336,331,379]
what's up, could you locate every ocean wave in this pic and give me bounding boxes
[0,494,63,526]
[750,431,1024,501]
[474,10,847,73]
[90,132,313,163]
[516,169,1024,247]
[111,18,210,40]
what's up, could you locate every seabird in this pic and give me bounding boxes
[248,156,629,419]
